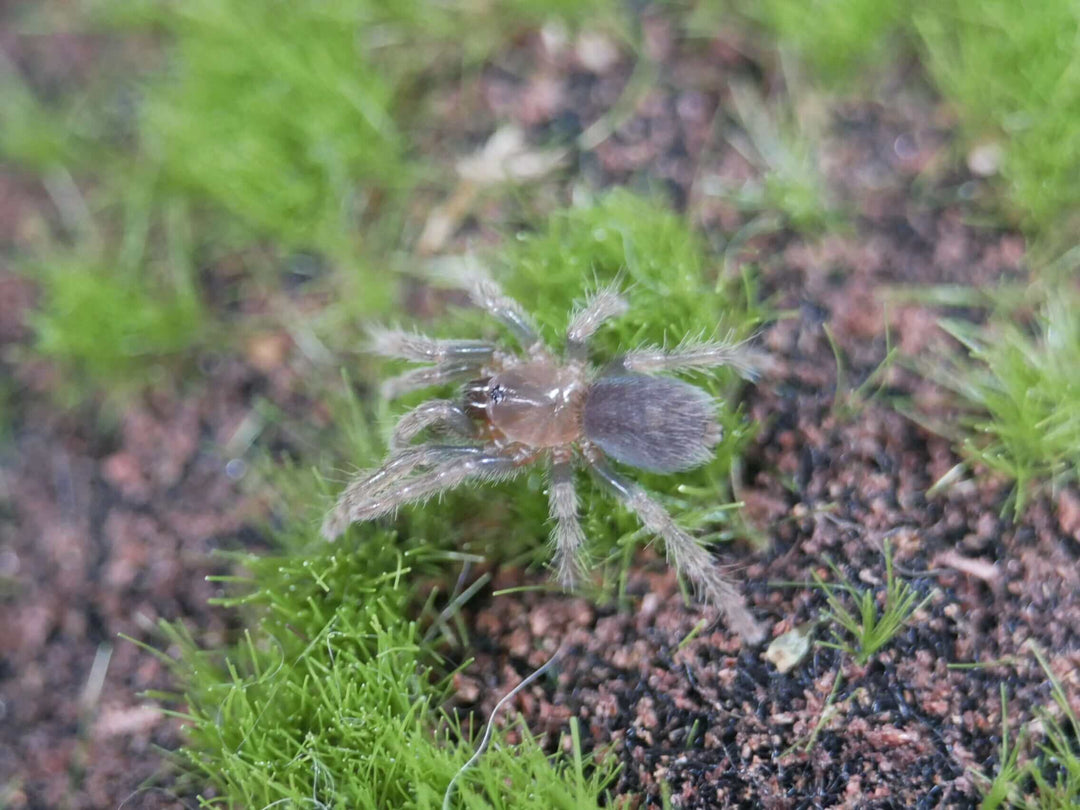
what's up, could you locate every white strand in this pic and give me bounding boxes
[442,644,567,810]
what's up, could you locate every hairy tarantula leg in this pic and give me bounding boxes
[389,399,477,451]
[565,282,629,361]
[434,262,542,350]
[322,445,461,540]
[322,445,491,540]
[548,459,588,588]
[588,458,765,644]
[325,447,528,537]
[367,327,495,365]
[380,361,482,400]
[615,334,764,381]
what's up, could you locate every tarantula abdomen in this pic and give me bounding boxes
[583,373,721,473]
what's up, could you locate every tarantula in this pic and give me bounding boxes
[322,268,765,643]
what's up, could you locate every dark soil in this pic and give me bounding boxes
[2,8,1078,810]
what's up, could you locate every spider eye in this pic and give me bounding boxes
[489,384,506,404]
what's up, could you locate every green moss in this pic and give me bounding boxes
[721,82,840,233]
[0,61,76,171]
[153,528,616,809]
[812,541,932,666]
[0,378,14,447]
[28,188,206,397]
[748,0,906,84]
[931,285,1080,517]
[136,0,407,252]
[0,5,108,172]
[499,189,766,354]
[33,261,202,380]
[975,649,1080,809]
[914,0,1080,231]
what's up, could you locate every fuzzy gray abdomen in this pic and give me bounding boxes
[582,374,720,473]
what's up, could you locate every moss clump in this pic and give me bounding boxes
[29,189,206,397]
[914,0,1080,231]
[138,0,408,251]
[157,529,616,809]
[933,286,1080,517]
[748,0,906,84]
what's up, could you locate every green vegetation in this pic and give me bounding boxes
[722,82,839,234]
[144,533,616,808]
[123,0,624,252]
[134,0,408,251]
[931,287,1080,517]
[32,254,203,389]
[976,650,1080,810]
[915,0,1080,231]
[981,686,1032,810]
[812,541,931,666]
[499,189,766,358]
[824,322,899,421]
[748,0,906,86]
[29,190,206,397]
[0,51,78,170]
[754,0,1080,231]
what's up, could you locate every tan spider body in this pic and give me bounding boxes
[323,270,765,643]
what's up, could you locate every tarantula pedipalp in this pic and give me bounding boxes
[321,269,766,643]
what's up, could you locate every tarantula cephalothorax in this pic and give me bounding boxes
[322,269,766,643]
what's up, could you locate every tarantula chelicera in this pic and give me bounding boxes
[322,268,765,643]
